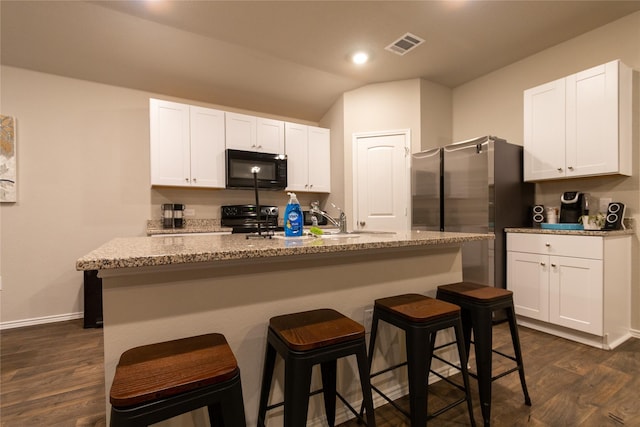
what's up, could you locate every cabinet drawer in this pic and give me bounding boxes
[507,233,602,259]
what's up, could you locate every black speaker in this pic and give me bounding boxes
[532,204,545,227]
[603,202,625,230]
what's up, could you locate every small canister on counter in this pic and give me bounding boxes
[161,204,174,229]
[173,204,185,228]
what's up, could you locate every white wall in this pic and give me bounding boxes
[452,11,640,329]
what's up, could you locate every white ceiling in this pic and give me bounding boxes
[2,1,640,122]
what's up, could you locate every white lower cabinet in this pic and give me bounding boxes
[507,232,630,349]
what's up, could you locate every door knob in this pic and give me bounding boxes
[359,221,366,227]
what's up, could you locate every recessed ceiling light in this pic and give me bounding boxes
[352,51,369,65]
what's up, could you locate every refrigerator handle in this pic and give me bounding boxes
[412,148,441,159]
[444,138,490,153]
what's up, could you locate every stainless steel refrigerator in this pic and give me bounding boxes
[411,136,534,289]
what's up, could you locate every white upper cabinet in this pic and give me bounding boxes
[523,78,566,180]
[225,112,285,153]
[257,117,285,153]
[524,60,632,182]
[150,99,225,188]
[307,126,331,193]
[285,123,330,193]
[189,106,226,188]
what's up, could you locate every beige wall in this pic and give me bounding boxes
[452,11,640,330]
[340,79,421,225]
[339,78,451,223]
[0,67,152,324]
[420,79,453,150]
[0,66,321,326]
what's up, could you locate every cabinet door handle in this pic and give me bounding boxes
[193,178,197,183]
[568,166,574,171]
[557,168,563,172]
[545,242,551,247]
[551,263,557,267]
[309,184,313,188]
[540,262,546,266]
[185,178,189,182]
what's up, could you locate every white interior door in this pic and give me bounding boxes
[353,130,410,232]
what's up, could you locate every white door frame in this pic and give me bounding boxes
[352,129,411,232]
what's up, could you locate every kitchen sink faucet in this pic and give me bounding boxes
[310,203,347,234]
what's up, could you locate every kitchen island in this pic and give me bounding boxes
[77,230,493,426]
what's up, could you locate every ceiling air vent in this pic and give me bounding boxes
[385,32,425,56]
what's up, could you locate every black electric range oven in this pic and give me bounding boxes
[221,204,283,234]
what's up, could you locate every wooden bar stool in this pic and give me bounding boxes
[366,293,476,427]
[257,308,376,427]
[109,333,246,427]
[437,282,532,427]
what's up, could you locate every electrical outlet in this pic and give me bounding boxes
[363,307,373,333]
[184,208,195,217]
[599,198,612,213]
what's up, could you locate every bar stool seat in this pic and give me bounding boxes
[257,308,376,427]
[367,294,476,426]
[110,333,246,427]
[437,282,532,427]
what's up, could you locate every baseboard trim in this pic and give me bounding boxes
[0,312,83,330]
[630,328,640,339]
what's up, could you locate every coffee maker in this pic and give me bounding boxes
[560,191,588,223]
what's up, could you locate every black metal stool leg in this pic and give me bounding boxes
[284,357,313,427]
[472,307,493,427]
[355,341,377,427]
[257,342,277,427]
[367,312,380,368]
[406,327,429,427]
[360,311,380,419]
[506,306,532,406]
[453,319,477,427]
[321,360,338,427]
[216,378,247,427]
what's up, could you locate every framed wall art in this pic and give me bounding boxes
[1,115,17,203]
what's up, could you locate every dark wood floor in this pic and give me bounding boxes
[1,319,638,426]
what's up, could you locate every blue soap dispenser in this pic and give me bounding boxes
[284,192,303,237]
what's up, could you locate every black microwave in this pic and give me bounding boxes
[226,149,287,190]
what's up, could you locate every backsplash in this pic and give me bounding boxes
[534,174,636,217]
[150,187,330,220]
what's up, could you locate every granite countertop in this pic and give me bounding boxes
[76,230,494,271]
[146,219,232,235]
[505,227,634,237]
